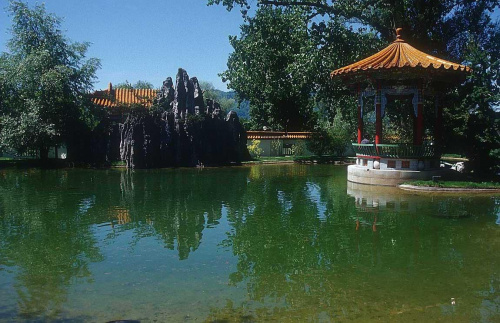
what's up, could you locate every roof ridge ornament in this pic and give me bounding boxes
[395,27,404,42]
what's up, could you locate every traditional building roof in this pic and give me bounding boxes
[91,83,157,107]
[246,131,312,140]
[331,28,471,77]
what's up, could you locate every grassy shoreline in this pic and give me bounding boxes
[403,180,500,189]
[243,155,354,164]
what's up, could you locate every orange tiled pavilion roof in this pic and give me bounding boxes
[91,83,157,107]
[331,28,471,77]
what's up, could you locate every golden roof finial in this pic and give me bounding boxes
[395,28,403,41]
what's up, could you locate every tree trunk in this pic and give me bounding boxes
[39,146,49,162]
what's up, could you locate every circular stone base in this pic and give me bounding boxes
[347,165,444,186]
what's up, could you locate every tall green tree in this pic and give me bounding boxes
[114,80,134,89]
[133,80,154,89]
[0,1,100,159]
[211,0,500,173]
[215,4,381,132]
[222,7,316,131]
[455,23,500,174]
[115,80,155,89]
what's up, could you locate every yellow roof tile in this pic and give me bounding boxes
[90,85,157,108]
[331,29,471,77]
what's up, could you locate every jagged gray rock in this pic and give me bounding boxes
[173,68,187,119]
[191,77,204,115]
[119,68,249,169]
[186,74,195,116]
[154,77,175,110]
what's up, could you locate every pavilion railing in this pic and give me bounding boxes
[352,143,438,158]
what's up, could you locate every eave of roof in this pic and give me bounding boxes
[331,29,471,78]
[90,87,157,108]
[246,131,312,140]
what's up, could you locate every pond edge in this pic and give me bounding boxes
[399,184,500,193]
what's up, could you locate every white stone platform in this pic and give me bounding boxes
[347,164,443,186]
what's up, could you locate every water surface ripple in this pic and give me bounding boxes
[0,165,498,322]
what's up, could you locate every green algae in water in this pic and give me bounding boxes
[0,165,499,322]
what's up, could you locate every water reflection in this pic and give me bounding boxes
[0,165,498,321]
[113,169,250,259]
[0,169,103,319]
[348,182,417,213]
[208,171,500,321]
[0,167,250,320]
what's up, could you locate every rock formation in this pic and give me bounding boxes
[155,77,175,110]
[192,77,204,115]
[120,68,249,169]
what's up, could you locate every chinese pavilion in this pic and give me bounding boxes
[332,28,471,186]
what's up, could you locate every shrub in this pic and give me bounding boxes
[247,139,263,159]
[271,139,283,156]
[307,110,353,156]
[291,141,306,156]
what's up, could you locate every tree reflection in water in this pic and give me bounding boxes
[208,166,500,322]
[0,167,251,320]
[0,169,103,319]
[112,168,250,259]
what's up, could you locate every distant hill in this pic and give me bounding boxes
[214,90,250,120]
[213,89,235,100]
[235,100,250,120]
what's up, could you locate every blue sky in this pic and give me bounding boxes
[0,0,244,90]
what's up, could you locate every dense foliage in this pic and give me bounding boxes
[0,1,100,160]
[210,0,500,174]
[221,6,382,132]
[308,109,352,156]
[222,8,317,131]
[459,23,500,174]
[114,80,155,89]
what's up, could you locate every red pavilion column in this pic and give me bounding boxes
[357,85,363,144]
[414,82,424,145]
[434,96,442,145]
[375,82,382,145]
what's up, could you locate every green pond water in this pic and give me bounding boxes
[0,165,499,322]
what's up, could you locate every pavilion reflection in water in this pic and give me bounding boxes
[347,181,416,213]
[346,181,486,233]
[347,181,422,232]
